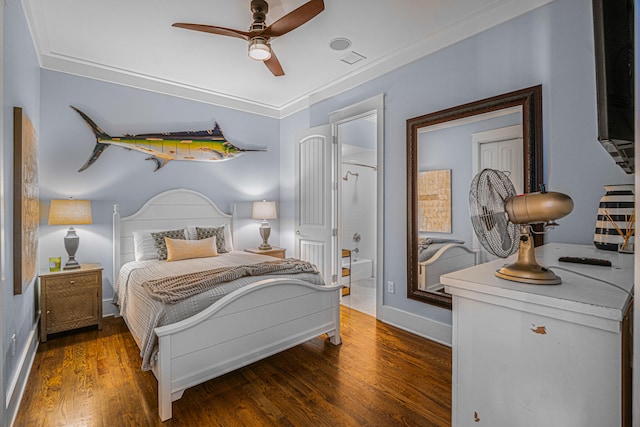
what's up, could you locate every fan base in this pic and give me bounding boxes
[495,264,561,285]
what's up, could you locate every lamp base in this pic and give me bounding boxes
[259,222,272,251]
[63,226,82,270]
[64,258,81,270]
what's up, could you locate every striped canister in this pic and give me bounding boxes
[594,184,635,251]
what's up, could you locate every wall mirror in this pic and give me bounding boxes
[406,85,543,309]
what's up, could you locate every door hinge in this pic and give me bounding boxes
[332,228,338,237]
[332,135,338,145]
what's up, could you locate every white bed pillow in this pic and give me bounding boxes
[186,224,233,251]
[133,228,187,261]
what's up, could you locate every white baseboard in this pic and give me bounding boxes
[6,321,39,427]
[102,298,118,317]
[381,305,452,347]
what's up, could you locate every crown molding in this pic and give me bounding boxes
[25,0,554,119]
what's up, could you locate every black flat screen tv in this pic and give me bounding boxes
[592,0,634,174]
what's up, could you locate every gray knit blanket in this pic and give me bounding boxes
[143,258,319,304]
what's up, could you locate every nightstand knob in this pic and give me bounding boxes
[69,280,76,284]
[46,310,50,314]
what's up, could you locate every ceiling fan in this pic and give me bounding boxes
[172,0,325,76]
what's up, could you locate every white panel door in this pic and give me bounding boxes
[295,125,335,284]
[474,125,523,194]
[496,139,524,194]
[479,139,523,193]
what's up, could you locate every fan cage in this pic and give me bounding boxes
[469,169,520,258]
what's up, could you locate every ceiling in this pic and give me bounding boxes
[23,0,552,118]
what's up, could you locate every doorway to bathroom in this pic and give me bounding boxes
[336,113,378,317]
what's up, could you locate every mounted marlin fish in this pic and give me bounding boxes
[71,106,266,171]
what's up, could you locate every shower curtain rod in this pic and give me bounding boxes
[342,161,377,171]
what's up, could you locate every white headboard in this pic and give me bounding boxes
[113,188,236,281]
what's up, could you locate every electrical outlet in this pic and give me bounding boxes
[387,281,395,293]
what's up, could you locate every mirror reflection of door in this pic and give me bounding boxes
[472,123,523,263]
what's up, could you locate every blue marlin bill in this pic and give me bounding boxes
[71,106,266,171]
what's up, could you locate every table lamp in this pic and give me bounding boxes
[48,199,92,270]
[251,200,277,250]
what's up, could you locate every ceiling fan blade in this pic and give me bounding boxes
[264,51,285,76]
[172,23,251,40]
[262,0,324,37]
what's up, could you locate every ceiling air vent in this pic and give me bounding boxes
[340,51,366,65]
[329,37,351,51]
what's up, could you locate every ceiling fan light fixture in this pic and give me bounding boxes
[248,37,271,61]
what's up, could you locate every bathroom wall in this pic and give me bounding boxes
[342,147,377,265]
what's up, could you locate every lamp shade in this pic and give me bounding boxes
[251,200,277,220]
[48,200,93,225]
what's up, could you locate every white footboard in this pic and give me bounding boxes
[418,244,477,292]
[153,278,342,421]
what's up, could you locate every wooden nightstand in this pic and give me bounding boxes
[40,263,103,342]
[244,246,286,259]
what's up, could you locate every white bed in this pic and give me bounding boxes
[113,189,342,421]
[418,242,477,292]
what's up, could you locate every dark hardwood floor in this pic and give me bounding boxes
[15,306,452,426]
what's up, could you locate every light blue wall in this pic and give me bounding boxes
[2,0,41,419]
[341,118,376,150]
[38,70,282,298]
[418,112,522,245]
[280,0,633,325]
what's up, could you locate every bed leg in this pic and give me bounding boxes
[328,293,342,345]
[157,336,173,421]
[328,330,342,345]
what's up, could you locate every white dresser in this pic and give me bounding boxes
[441,243,633,427]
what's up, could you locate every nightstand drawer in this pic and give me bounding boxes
[44,271,99,288]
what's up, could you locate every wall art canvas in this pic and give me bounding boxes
[72,107,267,172]
[418,169,451,233]
[13,107,39,295]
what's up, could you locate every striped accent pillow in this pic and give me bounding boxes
[196,226,227,253]
[151,229,186,260]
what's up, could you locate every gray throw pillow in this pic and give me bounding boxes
[151,229,186,260]
[196,226,227,253]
